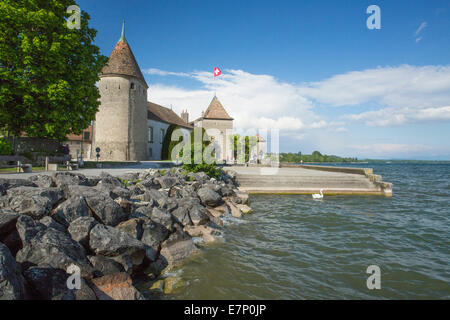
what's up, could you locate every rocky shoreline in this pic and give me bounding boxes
[0,168,251,300]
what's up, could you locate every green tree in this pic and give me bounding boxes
[0,0,107,141]
[161,124,181,160]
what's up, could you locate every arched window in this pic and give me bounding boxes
[131,83,135,89]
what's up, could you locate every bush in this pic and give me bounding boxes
[182,163,222,179]
[161,124,182,160]
[0,138,12,155]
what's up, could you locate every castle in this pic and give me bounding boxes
[67,23,265,163]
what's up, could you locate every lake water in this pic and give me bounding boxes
[171,163,450,299]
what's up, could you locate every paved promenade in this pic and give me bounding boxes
[0,161,174,179]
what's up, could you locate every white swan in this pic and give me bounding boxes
[312,188,324,199]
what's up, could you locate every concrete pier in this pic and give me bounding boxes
[225,165,393,197]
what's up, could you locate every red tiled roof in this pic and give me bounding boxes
[147,102,193,129]
[203,96,233,120]
[101,40,148,87]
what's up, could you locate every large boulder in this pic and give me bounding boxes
[28,175,55,188]
[171,206,192,226]
[65,186,128,227]
[23,265,96,300]
[1,187,65,219]
[39,216,66,233]
[0,243,26,300]
[225,199,242,218]
[0,210,19,239]
[197,187,222,207]
[15,216,94,278]
[0,178,36,191]
[52,196,91,227]
[88,255,125,277]
[68,216,99,249]
[90,272,144,300]
[89,224,146,273]
[184,225,222,244]
[116,218,144,240]
[159,237,199,269]
[193,172,209,182]
[140,221,169,261]
[52,172,91,187]
[154,176,179,189]
[150,207,174,232]
[98,172,125,188]
[188,204,210,226]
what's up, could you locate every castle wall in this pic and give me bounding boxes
[93,76,148,161]
[195,118,233,162]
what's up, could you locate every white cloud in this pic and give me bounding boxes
[147,69,322,133]
[143,68,191,77]
[415,21,427,36]
[346,106,450,126]
[414,22,427,42]
[299,65,450,109]
[335,127,348,133]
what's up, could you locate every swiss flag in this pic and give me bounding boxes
[214,67,222,77]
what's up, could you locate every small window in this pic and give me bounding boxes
[149,148,153,158]
[131,83,135,89]
[160,128,165,144]
[83,131,90,140]
[148,127,154,143]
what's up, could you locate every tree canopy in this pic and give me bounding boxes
[0,0,107,141]
[278,151,358,163]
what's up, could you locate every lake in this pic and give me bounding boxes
[170,163,449,299]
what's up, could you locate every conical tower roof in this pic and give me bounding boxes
[101,21,148,88]
[203,96,233,120]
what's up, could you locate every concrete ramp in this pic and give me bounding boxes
[225,166,392,196]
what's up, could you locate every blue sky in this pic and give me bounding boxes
[78,0,450,159]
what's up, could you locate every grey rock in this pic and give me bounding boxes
[188,204,210,226]
[88,255,125,277]
[16,218,93,278]
[0,178,36,191]
[98,172,125,188]
[0,243,26,300]
[28,174,55,188]
[193,172,209,182]
[23,265,96,300]
[66,186,127,227]
[159,238,199,268]
[197,187,223,207]
[0,210,19,238]
[68,216,98,248]
[171,206,192,226]
[141,221,169,261]
[116,218,144,240]
[131,205,153,219]
[2,186,65,219]
[52,172,91,187]
[1,229,22,257]
[16,215,46,243]
[89,224,146,273]
[39,216,66,233]
[52,196,91,227]
[150,207,174,231]
[154,176,179,189]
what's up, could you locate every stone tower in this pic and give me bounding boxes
[192,96,234,161]
[93,22,148,161]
